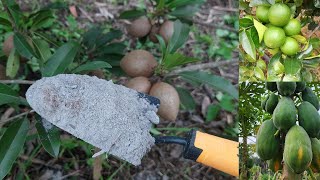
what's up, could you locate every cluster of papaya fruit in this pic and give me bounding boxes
[257,82,320,175]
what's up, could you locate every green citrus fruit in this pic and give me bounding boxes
[264,26,286,48]
[268,3,291,27]
[256,6,270,23]
[283,19,301,36]
[280,37,299,56]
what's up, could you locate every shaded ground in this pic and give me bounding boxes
[2,0,239,179]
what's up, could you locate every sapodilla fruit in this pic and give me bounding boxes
[127,16,152,38]
[0,64,7,80]
[125,76,151,94]
[149,25,160,43]
[120,50,158,77]
[2,35,14,57]
[159,20,174,44]
[149,82,180,121]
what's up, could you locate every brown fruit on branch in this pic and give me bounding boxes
[149,25,160,43]
[2,35,14,57]
[149,82,180,121]
[0,64,7,80]
[120,50,158,77]
[127,16,152,38]
[159,20,174,44]
[88,69,105,79]
[125,76,151,94]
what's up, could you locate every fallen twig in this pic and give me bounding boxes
[307,24,320,39]
[0,80,35,84]
[166,60,238,77]
[212,6,237,12]
[0,110,34,127]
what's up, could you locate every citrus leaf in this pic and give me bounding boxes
[72,61,112,73]
[0,118,29,179]
[6,49,20,79]
[0,83,28,106]
[253,19,267,43]
[13,33,37,59]
[175,87,196,110]
[178,71,238,99]
[35,116,60,157]
[249,0,270,7]
[240,30,256,60]
[284,58,302,75]
[42,42,79,77]
[239,17,253,28]
[291,35,307,44]
[297,44,313,60]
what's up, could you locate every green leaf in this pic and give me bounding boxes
[42,42,79,77]
[30,10,54,30]
[119,9,146,19]
[254,66,265,80]
[294,0,303,7]
[6,49,20,78]
[175,87,196,110]
[156,0,166,9]
[249,0,270,7]
[32,39,52,68]
[167,0,205,8]
[156,35,167,59]
[35,116,60,157]
[253,19,267,43]
[98,43,126,55]
[72,61,112,73]
[0,83,28,106]
[239,17,253,28]
[219,95,235,112]
[297,44,313,60]
[13,33,37,59]
[178,71,238,99]
[162,53,199,70]
[169,5,200,18]
[0,17,11,28]
[82,27,103,49]
[284,58,302,74]
[291,35,307,44]
[240,30,256,60]
[206,104,221,122]
[167,20,190,53]
[96,30,123,49]
[0,118,29,179]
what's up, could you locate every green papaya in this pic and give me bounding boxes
[261,95,269,111]
[284,125,312,174]
[302,87,319,110]
[266,82,277,92]
[310,138,320,173]
[265,93,278,114]
[268,151,283,172]
[276,82,296,96]
[256,120,280,160]
[273,97,297,130]
[295,82,306,93]
[298,101,320,138]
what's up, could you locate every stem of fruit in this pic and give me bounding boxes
[1,0,18,32]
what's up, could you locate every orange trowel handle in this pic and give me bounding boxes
[193,131,239,177]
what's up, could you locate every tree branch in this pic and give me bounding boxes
[0,80,35,84]
[0,110,34,127]
[165,60,238,77]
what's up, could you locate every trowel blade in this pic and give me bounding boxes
[138,92,160,108]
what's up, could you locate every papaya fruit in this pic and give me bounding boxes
[266,82,277,91]
[295,82,306,93]
[268,151,283,172]
[298,101,320,138]
[284,125,312,174]
[261,95,269,110]
[265,93,278,114]
[276,82,296,96]
[256,120,280,160]
[310,138,320,173]
[302,87,319,110]
[273,97,297,130]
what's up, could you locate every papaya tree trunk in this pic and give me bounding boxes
[281,164,302,180]
[240,118,249,180]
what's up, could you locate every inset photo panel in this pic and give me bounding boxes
[239,0,320,82]
[239,82,320,179]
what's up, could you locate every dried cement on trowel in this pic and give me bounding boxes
[26,74,159,165]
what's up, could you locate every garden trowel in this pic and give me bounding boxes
[26,74,239,177]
